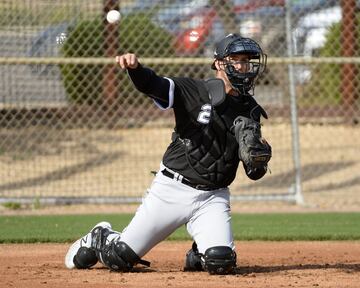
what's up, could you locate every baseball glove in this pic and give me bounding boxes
[232,115,272,171]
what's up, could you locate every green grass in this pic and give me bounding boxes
[0,213,359,243]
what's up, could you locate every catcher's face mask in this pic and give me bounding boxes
[212,34,267,95]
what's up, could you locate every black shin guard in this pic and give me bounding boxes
[203,246,236,275]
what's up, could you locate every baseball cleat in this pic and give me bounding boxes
[65,221,112,269]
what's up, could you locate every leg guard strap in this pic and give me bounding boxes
[184,242,203,271]
[101,241,150,272]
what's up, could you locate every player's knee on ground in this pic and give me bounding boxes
[203,246,236,275]
[184,242,203,271]
[100,241,146,272]
[73,247,98,269]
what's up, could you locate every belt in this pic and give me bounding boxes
[161,169,220,191]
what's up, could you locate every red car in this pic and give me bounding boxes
[153,0,338,57]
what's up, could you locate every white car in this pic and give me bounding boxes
[293,6,342,57]
[292,6,342,84]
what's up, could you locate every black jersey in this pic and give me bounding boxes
[127,65,264,188]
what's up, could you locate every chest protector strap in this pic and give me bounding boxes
[204,78,226,107]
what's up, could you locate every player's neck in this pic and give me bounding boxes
[227,88,240,96]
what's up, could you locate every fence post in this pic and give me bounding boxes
[340,0,357,123]
[285,0,304,205]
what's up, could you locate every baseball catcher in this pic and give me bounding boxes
[65,33,271,275]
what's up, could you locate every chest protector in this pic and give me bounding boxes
[182,79,240,187]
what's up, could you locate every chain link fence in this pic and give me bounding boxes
[0,0,359,208]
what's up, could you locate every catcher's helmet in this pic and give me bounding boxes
[211,33,267,95]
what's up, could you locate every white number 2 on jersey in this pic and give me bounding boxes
[197,104,212,124]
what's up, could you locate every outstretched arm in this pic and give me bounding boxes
[115,53,172,107]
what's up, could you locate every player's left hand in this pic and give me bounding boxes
[232,115,272,171]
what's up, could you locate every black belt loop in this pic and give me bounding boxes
[161,169,220,191]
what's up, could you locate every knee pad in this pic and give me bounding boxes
[100,241,150,272]
[73,247,98,269]
[203,246,236,275]
[184,242,203,271]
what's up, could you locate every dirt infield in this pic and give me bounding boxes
[1,241,359,288]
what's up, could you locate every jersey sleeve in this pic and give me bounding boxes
[170,77,205,110]
[127,64,175,110]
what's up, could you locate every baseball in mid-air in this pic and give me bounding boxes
[106,10,121,24]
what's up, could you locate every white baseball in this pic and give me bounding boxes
[106,10,121,24]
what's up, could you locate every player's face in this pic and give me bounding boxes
[215,54,254,95]
[223,54,251,73]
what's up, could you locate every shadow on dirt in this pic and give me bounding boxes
[120,263,360,274]
[235,263,360,274]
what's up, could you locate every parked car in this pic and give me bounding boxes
[152,0,339,57]
[291,6,342,84]
[28,22,71,75]
[120,0,170,14]
[292,6,342,57]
